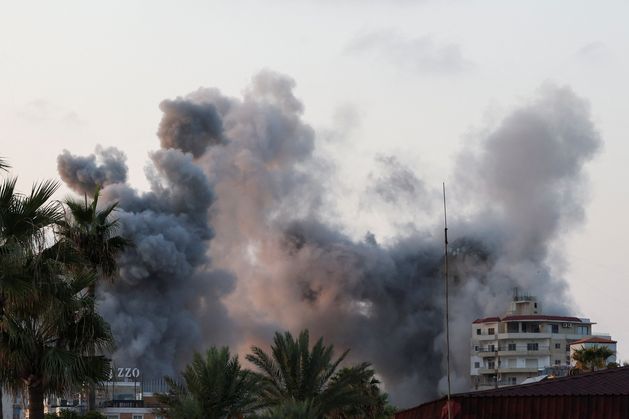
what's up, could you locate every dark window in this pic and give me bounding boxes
[527,343,539,351]
[508,343,516,351]
[489,344,495,352]
[476,328,481,335]
[474,345,479,352]
[552,324,559,333]
[554,359,561,365]
[507,322,519,333]
[566,345,570,352]
[488,327,495,335]
[534,303,537,308]
[474,362,480,368]
[509,377,517,385]
[555,343,561,349]
[487,361,495,369]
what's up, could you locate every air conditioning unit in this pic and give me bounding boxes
[562,323,572,328]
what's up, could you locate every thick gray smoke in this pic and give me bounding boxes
[57,73,601,407]
[57,146,128,195]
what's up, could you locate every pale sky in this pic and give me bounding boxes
[1,0,628,361]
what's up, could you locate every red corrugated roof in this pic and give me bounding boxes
[396,367,629,419]
[464,367,629,397]
[570,337,617,345]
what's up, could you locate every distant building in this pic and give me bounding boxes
[469,293,615,390]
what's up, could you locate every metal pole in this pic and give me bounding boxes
[443,183,452,419]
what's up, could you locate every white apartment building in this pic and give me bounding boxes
[470,294,610,390]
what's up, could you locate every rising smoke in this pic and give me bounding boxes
[57,72,601,407]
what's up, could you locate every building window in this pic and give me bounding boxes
[133,416,143,419]
[507,322,519,333]
[555,359,561,365]
[474,345,479,352]
[476,328,481,335]
[566,344,570,352]
[487,360,495,369]
[474,362,480,368]
[508,343,516,351]
[488,344,495,352]
[576,326,589,335]
[509,377,517,385]
[555,343,561,349]
[488,328,495,335]
[551,324,559,333]
[527,343,539,351]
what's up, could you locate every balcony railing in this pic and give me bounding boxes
[101,400,144,408]
[475,345,551,353]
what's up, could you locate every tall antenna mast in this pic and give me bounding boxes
[443,182,452,419]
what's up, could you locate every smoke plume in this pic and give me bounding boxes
[57,146,128,195]
[58,73,601,407]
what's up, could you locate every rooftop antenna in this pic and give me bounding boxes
[443,182,452,419]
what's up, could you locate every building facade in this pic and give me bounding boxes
[470,294,611,390]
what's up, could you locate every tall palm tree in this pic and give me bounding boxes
[157,347,260,419]
[58,187,130,295]
[246,330,375,418]
[57,187,130,411]
[0,170,64,419]
[0,265,113,419]
[572,345,615,372]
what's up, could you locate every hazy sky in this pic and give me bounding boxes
[1,0,628,361]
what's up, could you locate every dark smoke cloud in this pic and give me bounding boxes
[158,99,224,157]
[57,74,601,408]
[57,146,128,195]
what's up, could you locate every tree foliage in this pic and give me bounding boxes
[572,345,615,372]
[157,347,260,419]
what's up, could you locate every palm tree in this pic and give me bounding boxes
[57,187,130,410]
[328,365,396,419]
[58,187,130,295]
[572,345,615,372]
[0,266,113,419]
[245,330,376,418]
[157,347,260,419]
[0,169,64,419]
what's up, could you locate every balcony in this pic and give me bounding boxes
[100,400,144,408]
[474,345,551,357]
[477,367,539,375]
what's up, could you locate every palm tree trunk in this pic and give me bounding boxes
[28,383,45,419]
[87,284,97,412]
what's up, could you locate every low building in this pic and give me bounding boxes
[570,336,618,368]
[396,366,629,419]
[470,293,613,390]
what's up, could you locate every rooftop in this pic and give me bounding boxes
[570,336,617,345]
[473,314,585,324]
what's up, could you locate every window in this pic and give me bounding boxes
[488,327,495,335]
[508,343,516,351]
[566,344,570,352]
[509,377,517,385]
[507,322,519,333]
[487,360,495,369]
[133,416,143,419]
[488,344,495,352]
[555,343,561,349]
[474,362,480,368]
[527,343,539,351]
[551,324,559,333]
[476,328,481,335]
[555,359,561,365]
[576,326,589,335]
[474,345,479,352]
[525,358,538,368]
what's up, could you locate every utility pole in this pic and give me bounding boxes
[443,183,452,419]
